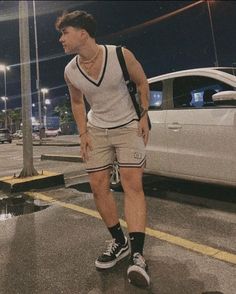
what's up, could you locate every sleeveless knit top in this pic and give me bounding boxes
[65,45,138,128]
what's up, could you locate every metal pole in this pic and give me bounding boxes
[42,92,46,129]
[3,70,7,128]
[4,98,7,129]
[3,68,6,97]
[19,0,38,177]
[207,1,219,67]
[32,0,42,138]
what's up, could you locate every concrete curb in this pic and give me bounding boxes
[0,171,65,193]
[41,154,83,162]
[16,141,80,147]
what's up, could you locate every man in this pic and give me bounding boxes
[55,10,150,288]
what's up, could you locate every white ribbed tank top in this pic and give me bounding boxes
[65,45,138,128]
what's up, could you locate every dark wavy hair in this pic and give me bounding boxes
[55,10,96,38]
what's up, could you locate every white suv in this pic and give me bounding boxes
[110,67,236,189]
[146,67,236,187]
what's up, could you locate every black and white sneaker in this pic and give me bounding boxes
[95,237,130,269]
[127,253,150,288]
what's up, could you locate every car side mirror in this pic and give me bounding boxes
[212,91,236,106]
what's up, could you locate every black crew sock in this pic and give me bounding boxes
[108,223,126,245]
[129,232,145,256]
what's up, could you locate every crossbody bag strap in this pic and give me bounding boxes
[116,46,141,117]
[116,46,130,82]
[116,46,152,130]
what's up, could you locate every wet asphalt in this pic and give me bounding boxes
[0,137,235,294]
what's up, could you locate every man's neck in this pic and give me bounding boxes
[78,40,99,61]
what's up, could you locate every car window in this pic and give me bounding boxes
[173,76,234,108]
[149,81,163,109]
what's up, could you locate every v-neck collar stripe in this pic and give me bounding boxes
[76,45,108,87]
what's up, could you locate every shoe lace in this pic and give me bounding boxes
[133,253,146,269]
[104,239,119,256]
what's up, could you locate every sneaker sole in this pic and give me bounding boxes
[95,247,130,269]
[127,265,150,288]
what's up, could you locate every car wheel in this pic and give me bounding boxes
[110,162,123,191]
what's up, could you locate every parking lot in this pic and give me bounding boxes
[0,137,235,294]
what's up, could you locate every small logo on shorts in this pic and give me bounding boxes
[134,152,142,159]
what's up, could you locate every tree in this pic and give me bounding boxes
[18,1,38,177]
[53,100,74,124]
[7,108,22,132]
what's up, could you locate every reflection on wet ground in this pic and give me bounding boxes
[0,194,50,221]
[70,175,236,211]
[142,175,236,202]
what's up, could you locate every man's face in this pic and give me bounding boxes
[59,26,85,54]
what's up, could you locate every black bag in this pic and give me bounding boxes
[116,46,151,130]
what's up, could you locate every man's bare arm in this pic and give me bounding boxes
[123,48,150,145]
[123,48,150,112]
[64,73,87,134]
[64,73,92,160]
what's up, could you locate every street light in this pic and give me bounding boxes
[41,88,49,129]
[206,1,219,67]
[0,64,10,128]
[45,99,51,105]
[1,96,8,128]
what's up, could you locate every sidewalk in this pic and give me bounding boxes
[16,134,81,147]
[0,135,81,192]
[39,135,83,162]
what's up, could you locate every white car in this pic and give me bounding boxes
[111,67,236,188]
[45,128,62,137]
[146,67,236,187]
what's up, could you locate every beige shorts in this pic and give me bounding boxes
[85,121,146,173]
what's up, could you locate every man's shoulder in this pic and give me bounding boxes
[65,55,78,72]
[105,44,118,51]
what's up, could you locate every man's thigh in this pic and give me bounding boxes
[111,125,146,168]
[86,125,115,173]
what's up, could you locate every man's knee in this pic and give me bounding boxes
[89,169,111,196]
[120,168,144,194]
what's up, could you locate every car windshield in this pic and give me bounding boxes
[0,129,8,134]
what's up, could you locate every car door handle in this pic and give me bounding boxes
[167,123,182,130]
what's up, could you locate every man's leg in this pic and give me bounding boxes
[120,167,150,288]
[89,169,130,269]
[119,167,146,249]
[89,168,119,227]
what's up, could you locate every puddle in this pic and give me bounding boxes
[0,194,50,221]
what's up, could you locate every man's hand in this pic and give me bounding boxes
[138,115,149,146]
[80,133,93,161]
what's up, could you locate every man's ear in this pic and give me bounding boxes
[80,29,89,39]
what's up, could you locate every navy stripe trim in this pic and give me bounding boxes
[86,163,113,173]
[76,45,108,87]
[118,157,146,168]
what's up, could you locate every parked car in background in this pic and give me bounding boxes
[0,128,12,144]
[111,67,236,189]
[45,127,62,137]
[12,129,23,139]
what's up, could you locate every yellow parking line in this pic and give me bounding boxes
[25,191,236,265]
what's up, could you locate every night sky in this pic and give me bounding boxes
[0,0,236,111]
